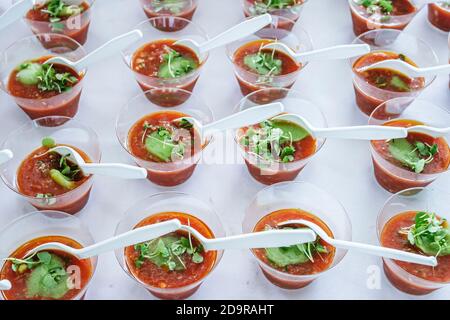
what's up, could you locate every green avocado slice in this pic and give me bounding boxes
[265,246,310,268]
[26,254,69,299]
[157,56,197,79]
[272,120,310,142]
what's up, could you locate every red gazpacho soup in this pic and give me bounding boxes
[381,211,450,295]
[0,236,93,300]
[140,0,197,32]
[124,212,216,299]
[131,39,201,106]
[232,39,301,98]
[237,117,316,185]
[26,0,91,44]
[17,137,92,214]
[350,0,417,36]
[352,51,425,116]
[253,209,335,289]
[428,2,450,32]
[127,111,202,186]
[8,56,83,119]
[371,119,450,193]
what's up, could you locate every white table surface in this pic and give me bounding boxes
[0,0,449,300]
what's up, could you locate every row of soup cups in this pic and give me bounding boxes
[0,182,448,300]
[1,87,449,214]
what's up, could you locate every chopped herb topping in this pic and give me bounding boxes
[134,223,204,271]
[388,138,439,173]
[143,124,187,162]
[244,44,282,77]
[399,211,450,257]
[358,0,393,15]
[16,62,78,93]
[4,251,70,299]
[158,48,198,79]
[151,0,185,14]
[249,0,299,15]
[41,0,84,32]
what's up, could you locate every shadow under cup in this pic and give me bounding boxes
[114,192,225,299]
[0,116,101,215]
[0,210,97,300]
[243,181,351,289]
[121,17,208,107]
[0,33,87,120]
[368,98,450,194]
[377,187,450,295]
[116,89,214,187]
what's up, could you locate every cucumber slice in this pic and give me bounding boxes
[272,120,309,142]
[16,63,43,85]
[50,169,76,190]
[158,56,197,79]
[265,246,310,268]
[145,131,176,162]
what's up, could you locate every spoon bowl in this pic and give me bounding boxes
[0,280,12,290]
[357,59,450,78]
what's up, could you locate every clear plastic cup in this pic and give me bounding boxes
[377,187,450,295]
[368,98,450,194]
[0,33,87,120]
[121,17,208,107]
[0,116,101,214]
[350,29,438,116]
[348,0,419,36]
[242,0,308,31]
[116,89,213,187]
[226,16,313,97]
[14,0,95,45]
[243,181,351,289]
[114,192,225,299]
[234,88,327,185]
[427,2,450,33]
[139,0,198,31]
[0,210,97,300]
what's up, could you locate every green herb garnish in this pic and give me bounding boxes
[158,48,198,79]
[144,126,186,162]
[358,0,393,15]
[151,0,185,14]
[244,47,282,77]
[388,138,438,173]
[40,0,84,32]
[4,251,70,299]
[401,212,450,257]
[249,0,299,15]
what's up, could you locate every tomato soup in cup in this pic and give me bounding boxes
[226,16,312,98]
[348,0,418,36]
[234,88,326,185]
[368,98,450,194]
[15,0,95,45]
[122,17,208,107]
[0,34,86,119]
[139,0,198,32]
[350,29,438,116]
[0,210,97,300]
[243,181,351,289]
[242,0,307,31]
[428,2,450,32]
[377,187,450,295]
[115,192,225,299]
[116,89,213,187]
[0,116,100,214]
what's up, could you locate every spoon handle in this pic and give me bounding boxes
[314,126,408,140]
[296,44,370,62]
[80,163,147,179]
[0,149,13,165]
[330,239,437,267]
[77,219,182,259]
[198,14,272,54]
[0,279,12,290]
[203,102,283,136]
[0,0,30,31]
[203,229,317,251]
[417,64,450,77]
[75,29,143,70]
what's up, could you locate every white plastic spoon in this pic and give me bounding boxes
[0,0,30,31]
[0,280,12,290]
[22,219,182,260]
[357,59,450,78]
[279,219,437,267]
[48,146,148,179]
[271,113,408,140]
[261,43,371,64]
[44,29,143,71]
[174,102,284,137]
[407,126,450,138]
[179,225,317,251]
[0,149,13,165]
[174,13,272,57]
